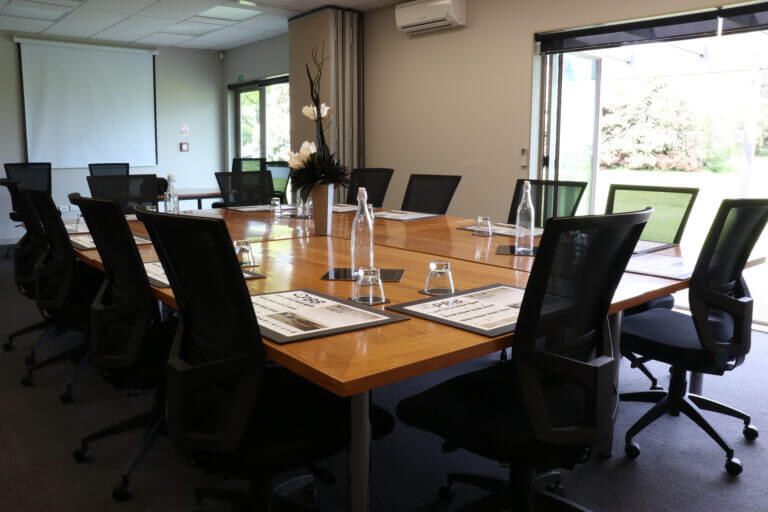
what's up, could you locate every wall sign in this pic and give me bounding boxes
[179,124,189,135]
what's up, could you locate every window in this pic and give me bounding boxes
[234,76,289,161]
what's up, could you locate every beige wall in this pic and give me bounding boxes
[289,10,331,153]
[364,0,718,219]
[0,32,225,242]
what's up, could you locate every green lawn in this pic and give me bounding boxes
[611,189,691,242]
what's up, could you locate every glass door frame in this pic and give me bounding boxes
[230,75,289,160]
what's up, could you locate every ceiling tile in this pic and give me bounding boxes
[136,31,193,45]
[0,13,53,31]
[2,0,72,21]
[233,13,287,32]
[139,0,219,21]
[175,25,259,50]
[92,14,173,41]
[44,7,126,37]
[188,15,236,26]
[197,5,260,22]
[161,20,220,36]
[81,0,157,15]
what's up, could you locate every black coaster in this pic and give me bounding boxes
[322,268,405,282]
[496,245,537,256]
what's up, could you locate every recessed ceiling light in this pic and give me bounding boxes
[198,5,261,22]
[2,0,71,21]
[161,21,220,37]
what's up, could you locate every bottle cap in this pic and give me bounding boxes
[357,187,368,201]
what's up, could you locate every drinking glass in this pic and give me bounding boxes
[424,260,455,295]
[74,214,85,232]
[368,204,375,219]
[351,267,386,305]
[474,216,493,236]
[270,197,282,216]
[234,240,256,267]
[144,205,158,212]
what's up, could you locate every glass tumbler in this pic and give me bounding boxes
[474,216,493,236]
[270,197,282,216]
[234,240,256,267]
[351,267,386,305]
[424,260,455,295]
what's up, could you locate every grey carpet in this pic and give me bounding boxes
[1,254,766,511]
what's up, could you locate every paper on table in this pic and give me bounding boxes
[403,285,524,332]
[251,290,389,339]
[228,204,297,212]
[374,210,440,221]
[625,253,694,280]
[633,240,674,254]
[65,223,89,234]
[125,214,138,221]
[70,233,151,250]
[457,222,544,238]
[332,204,358,213]
[143,261,261,287]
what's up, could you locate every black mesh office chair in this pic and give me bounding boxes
[620,199,768,476]
[266,161,290,203]
[0,179,52,355]
[213,171,274,207]
[69,193,176,501]
[135,208,394,509]
[401,174,461,214]
[607,184,699,389]
[19,188,102,401]
[88,163,129,177]
[347,168,394,208]
[86,174,159,214]
[507,179,587,226]
[397,208,651,511]
[232,157,266,172]
[4,162,52,223]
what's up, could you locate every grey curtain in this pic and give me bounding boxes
[328,8,364,202]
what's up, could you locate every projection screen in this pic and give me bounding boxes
[17,38,157,169]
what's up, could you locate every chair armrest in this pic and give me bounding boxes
[211,201,225,208]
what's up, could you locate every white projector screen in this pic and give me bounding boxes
[18,39,157,169]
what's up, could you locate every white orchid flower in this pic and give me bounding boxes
[301,103,331,121]
[288,141,318,169]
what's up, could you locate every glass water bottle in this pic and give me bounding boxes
[515,180,535,255]
[350,187,374,276]
[164,173,179,214]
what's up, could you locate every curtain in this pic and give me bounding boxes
[328,9,364,202]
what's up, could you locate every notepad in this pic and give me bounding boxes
[143,262,264,288]
[457,223,544,238]
[70,234,151,250]
[374,210,441,221]
[125,214,138,221]
[227,205,297,212]
[625,253,694,280]
[633,240,676,254]
[332,204,358,213]
[65,223,89,234]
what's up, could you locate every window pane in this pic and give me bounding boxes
[265,83,290,161]
[239,89,261,157]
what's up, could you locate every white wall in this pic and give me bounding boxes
[364,0,720,221]
[0,32,226,243]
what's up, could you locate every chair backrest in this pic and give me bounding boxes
[4,163,52,211]
[69,193,156,369]
[215,171,274,206]
[400,174,461,214]
[514,208,651,447]
[232,157,265,173]
[1,179,47,296]
[265,161,291,194]
[86,174,159,214]
[347,168,394,207]
[688,199,768,359]
[605,184,698,244]
[20,187,78,311]
[89,163,129,177]
[508,179,587,227]
[135,208,264,453]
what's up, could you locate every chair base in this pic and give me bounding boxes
[194,474,320,512]
[624,352,665,390]
[4,320,51,351]
[621,367,756,475]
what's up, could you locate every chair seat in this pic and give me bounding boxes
[621,308,736,374]
[197,366,395,478]
[396,361,586,464]
[624,294,674,316]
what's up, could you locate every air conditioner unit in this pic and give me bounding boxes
[395,0,467,35]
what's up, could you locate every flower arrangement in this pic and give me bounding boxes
[288,43,349,201]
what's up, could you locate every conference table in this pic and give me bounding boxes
[72,208,708,512]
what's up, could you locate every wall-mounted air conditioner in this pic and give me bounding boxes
[395,0,467,36]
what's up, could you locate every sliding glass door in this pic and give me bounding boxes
[234,77,290,161]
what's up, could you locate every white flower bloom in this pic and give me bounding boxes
[288,151,305,169]
[319,103,330,118]
[288,141,318,169]
[302,105,318,121]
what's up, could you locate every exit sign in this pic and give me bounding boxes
[237,74,245,82]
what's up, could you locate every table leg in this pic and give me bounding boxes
[349,392,371,512]
[689,372,703,395]
[197,198,203,209]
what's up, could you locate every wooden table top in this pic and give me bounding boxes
[73,213,687,397]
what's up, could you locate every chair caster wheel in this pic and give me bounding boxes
[744,425,759,441]
[73,448,91,463]
[60,390,73,404]
[3,340,14,351]
[438,484,456,501]
[625,442,640,459]
[112,485,132,502]
[20,375,35,387]
[726,457,743,476]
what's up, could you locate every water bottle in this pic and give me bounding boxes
[350,188,374,276]
[164,173,179,214]
[515,180,535,255]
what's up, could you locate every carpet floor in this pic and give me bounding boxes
[1,254,766,511]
